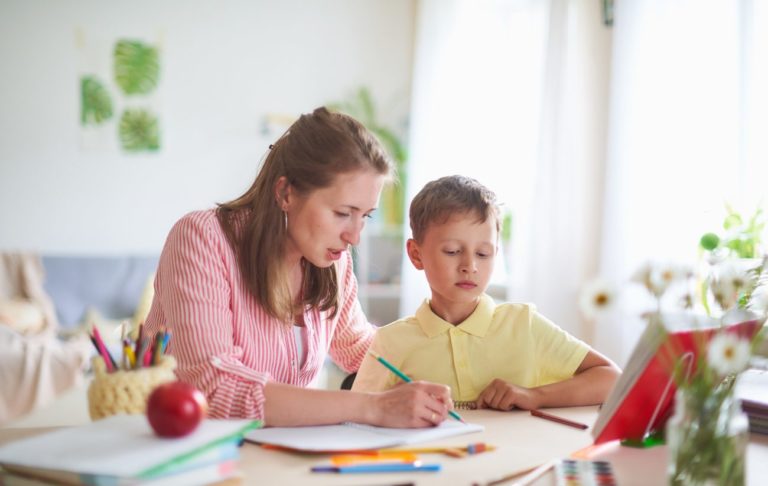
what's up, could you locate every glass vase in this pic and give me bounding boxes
[667,387,749,485]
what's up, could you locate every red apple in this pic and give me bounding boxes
[146,381,208,438]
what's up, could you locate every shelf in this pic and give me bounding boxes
[360,283,400,299]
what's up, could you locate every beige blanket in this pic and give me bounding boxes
[0,253,90,425]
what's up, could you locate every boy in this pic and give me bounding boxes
[353,175,620,411]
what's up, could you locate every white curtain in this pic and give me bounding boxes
[596,0,768,364]
[403,0,768,365]
[401,0,611,342]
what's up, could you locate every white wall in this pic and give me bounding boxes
[0,0,416,255]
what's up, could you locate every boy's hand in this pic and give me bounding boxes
[475,379,540,411]
[370,381,454,428]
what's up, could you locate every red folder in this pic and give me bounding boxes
[592,311,762,445]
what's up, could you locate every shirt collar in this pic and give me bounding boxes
[415,294,495,338]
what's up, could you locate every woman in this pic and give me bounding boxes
[145,107,452,427]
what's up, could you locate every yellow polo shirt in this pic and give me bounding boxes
[353,294,589,401]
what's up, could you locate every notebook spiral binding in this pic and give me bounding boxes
[454,401,478,410]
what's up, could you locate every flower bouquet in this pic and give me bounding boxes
[631,260,767,486]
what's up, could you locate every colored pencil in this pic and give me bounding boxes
[123,339,136,368]
[368,351,465,423]
[482,458,558,486]
[530,409,589,430]
[382,444,497,454]
[161,330,171,353]
[134,322,144,361]
[91,325,117,372]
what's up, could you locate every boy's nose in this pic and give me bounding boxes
[460,258,477,273]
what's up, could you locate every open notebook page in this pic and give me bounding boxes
[245,420,484,452]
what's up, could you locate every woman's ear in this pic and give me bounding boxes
[274,176,291,210]
[406,239,424,270]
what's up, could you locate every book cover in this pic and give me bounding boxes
[591,311,761,445]
[0,415,260,484]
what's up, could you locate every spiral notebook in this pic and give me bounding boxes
[245,420,484,452]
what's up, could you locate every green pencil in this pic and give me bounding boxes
[368,351,465,423]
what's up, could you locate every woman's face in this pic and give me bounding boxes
[283,169,386,268]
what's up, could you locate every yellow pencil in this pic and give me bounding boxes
[123,339,136,368]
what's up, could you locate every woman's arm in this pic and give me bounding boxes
[146,211,270,419]
[264,380,454,427]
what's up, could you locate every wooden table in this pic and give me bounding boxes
[2,407,767,485]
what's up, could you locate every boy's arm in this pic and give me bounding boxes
[476,349,621,410]
[530,349,620,407]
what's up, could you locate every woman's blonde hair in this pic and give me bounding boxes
[217,107,393,322]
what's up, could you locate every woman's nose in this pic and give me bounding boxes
[342,220,363,246]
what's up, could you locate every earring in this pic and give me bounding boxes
[283,211,288,232]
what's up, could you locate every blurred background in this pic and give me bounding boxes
[2,0,767,370]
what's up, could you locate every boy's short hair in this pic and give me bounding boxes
[409,175,501,243]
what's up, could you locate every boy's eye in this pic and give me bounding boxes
[443,249,459,256]
[363,213,373,220]
[477,253,491,258]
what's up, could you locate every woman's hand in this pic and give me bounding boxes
[475,378,540,411]
[367,381,454,428]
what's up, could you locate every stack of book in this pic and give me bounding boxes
[737,367,768,435]
[0,414,260,485]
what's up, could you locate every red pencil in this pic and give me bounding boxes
[530,409,589,430]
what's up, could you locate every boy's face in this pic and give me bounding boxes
[407,211,498,315]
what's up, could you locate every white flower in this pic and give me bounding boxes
[579,279,618,319]
[631,261,694,298]
[707,332,751,376]
[709,259,760,311]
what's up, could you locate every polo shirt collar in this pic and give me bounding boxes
[415,294,495,338]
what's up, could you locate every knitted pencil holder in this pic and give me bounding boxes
[87,355,177,420]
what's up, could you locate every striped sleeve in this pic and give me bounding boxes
[327,252,376,373]
[144,211,268,419]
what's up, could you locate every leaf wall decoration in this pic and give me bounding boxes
[114,39,160,95]
[119,108,160,152]
[81,75,114,125]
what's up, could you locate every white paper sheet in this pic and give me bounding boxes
[244,419,484,451]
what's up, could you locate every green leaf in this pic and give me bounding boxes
[699,232,720,251]
[373,127,407,164]
[723,213,742,230]
[118,108,160,152]
[114,39,160,95]
[80,75,113,125]
[501,211,513,243]
[328,87,409,227]
[355,87,376,125]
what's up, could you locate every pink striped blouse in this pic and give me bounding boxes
[144,210,375,420]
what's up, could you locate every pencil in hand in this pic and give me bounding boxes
[368,350,465,423]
